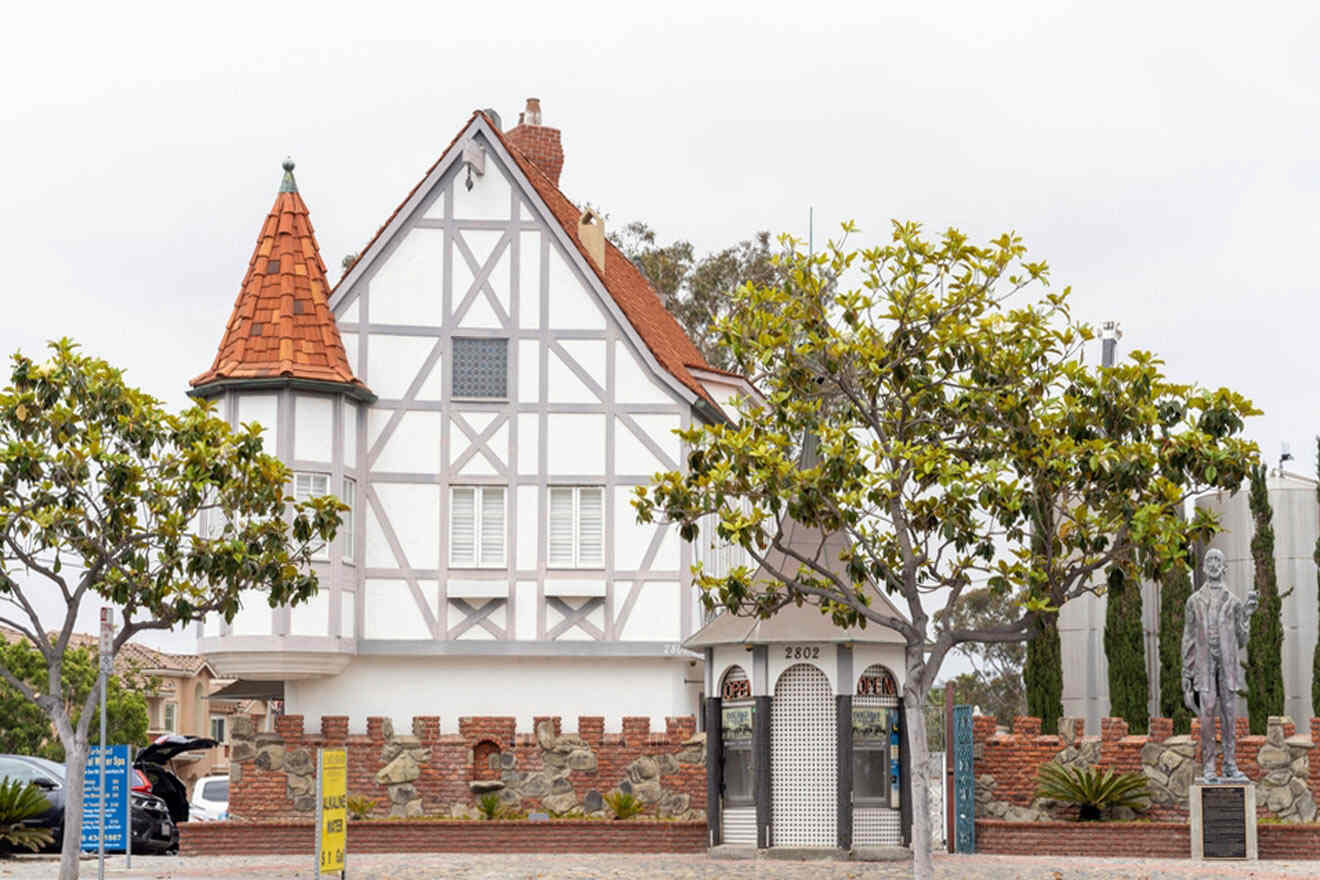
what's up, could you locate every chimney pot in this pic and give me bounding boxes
[524,97,542,126]
[505,97,563,186]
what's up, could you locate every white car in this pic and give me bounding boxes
[189,775,229,822]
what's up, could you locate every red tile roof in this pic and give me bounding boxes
[337,112,717,405]
[192,162,369,396]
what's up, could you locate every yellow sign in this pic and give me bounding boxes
[317,748,347,876]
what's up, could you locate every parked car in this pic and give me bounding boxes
[188,774,229,821]
[0,754,178,854]
[133,735,217,824]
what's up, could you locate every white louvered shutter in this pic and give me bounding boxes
[549,488,574,566]
[480,487,505,565]
[451,487,476,566]
[578,488,603,566]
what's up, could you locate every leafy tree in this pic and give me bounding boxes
[934,588,1026,726]
[610,221,782,371]
[0,340,341,879]
[635,223,1258,879]
[1024,612,1063,735]
[1104,566,1148,734]
[0,640,148,760]
[1246,463,1284,734]
[1158,559,1194,734]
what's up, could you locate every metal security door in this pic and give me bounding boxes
[771,663,837,847]
[952,704,975,853]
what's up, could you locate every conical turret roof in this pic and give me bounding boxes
[191,159,371,400]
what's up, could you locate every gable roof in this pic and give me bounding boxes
[191,161,372,400]
[334,112,721,407]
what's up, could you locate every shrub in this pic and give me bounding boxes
[603,791,643,820]
[346,795,377,820]
[0,778,54,854]
[1035,763,1150,821]
[476,792,503,821]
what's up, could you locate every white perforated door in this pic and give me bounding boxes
[771,662,837,847]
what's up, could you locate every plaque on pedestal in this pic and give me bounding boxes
[1189,782,1256,860]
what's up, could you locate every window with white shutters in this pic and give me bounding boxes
[548,486,604,568]
[450,486,506,567]
[295,472,331,560]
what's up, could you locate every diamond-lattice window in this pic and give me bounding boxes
[452,338,508,399]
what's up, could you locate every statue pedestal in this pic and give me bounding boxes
[1189,782,1257,860]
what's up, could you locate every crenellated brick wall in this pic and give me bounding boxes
[228,713,705,822]
[974,713,1319,823]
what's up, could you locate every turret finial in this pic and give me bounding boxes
[280,157,298,193]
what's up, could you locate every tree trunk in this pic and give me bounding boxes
[904,643,933,880]
[59,733,88,880]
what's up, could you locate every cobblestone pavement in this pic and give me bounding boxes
[4,853,1320,879]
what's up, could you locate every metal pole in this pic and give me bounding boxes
[125,745,132,868]
[97,608,111,880]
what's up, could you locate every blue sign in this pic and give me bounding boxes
[81,745,130,852]
[952,705,975,854]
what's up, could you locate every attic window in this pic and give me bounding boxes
[250,323,263,337]
[266,259,281,273]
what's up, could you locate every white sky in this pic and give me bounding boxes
[2,1,1317,654]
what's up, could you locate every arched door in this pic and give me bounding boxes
[771,662,836,847]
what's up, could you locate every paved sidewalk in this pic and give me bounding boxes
[5,853,1320,879]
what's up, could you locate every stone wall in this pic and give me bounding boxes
[228,714,706,822]
[972,713,1319,823]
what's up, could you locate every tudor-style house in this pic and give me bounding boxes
[191,100,756,728]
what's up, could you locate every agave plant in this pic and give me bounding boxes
[0,777,54,853]
[476,792,503,821]
[1035,762,1150,821]
[603,790,643,820]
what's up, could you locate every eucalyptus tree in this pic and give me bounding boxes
[635,223,1258,878]
[0,340,342,880]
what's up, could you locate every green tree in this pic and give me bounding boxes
[1158,558,1194,734]
[0,340,342,879]
[610,222,782,371]
[635,223,1258,879]
[1024,612,1063,735]
[934,588,1026,727]
[1246,463,1284,733]
[0,640,149,760]
[1104,566,1148,733]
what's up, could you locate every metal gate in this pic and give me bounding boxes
[771,663,837,847]
[952,704,975,853]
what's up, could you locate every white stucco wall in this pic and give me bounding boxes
[284,655,700,732]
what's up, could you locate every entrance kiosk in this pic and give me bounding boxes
[686,521,911,856]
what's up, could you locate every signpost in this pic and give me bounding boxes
[315,748,347,878]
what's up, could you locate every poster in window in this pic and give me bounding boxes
[852,706,889,744]
[722,705,754,743]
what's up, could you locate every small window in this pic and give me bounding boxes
[210,716,227,743]
[341,477,356,565]
[452,338,508,399]
[450,486,505,567]
[295,472,331,561]
[548,487,604,568]
[163,702,177,732]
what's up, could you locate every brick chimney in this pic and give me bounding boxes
[505,97,564,186]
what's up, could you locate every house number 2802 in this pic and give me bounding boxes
[785,646,820,659]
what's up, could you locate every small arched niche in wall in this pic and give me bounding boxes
[472,739,502,781]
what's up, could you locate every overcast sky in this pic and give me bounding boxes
[3,2,1317,653]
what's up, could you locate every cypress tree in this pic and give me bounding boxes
[1105,565,1149,733]
[1159,557,1194,734]
[1313,437,1320,718]
[1247,463,1284,734]
[1025,611,1062,734]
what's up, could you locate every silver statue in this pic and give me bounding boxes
[1181,548,1258,783]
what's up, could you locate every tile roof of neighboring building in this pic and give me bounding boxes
[0,627,210,677]
[336,111,719,406]
[191,160,371,399]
